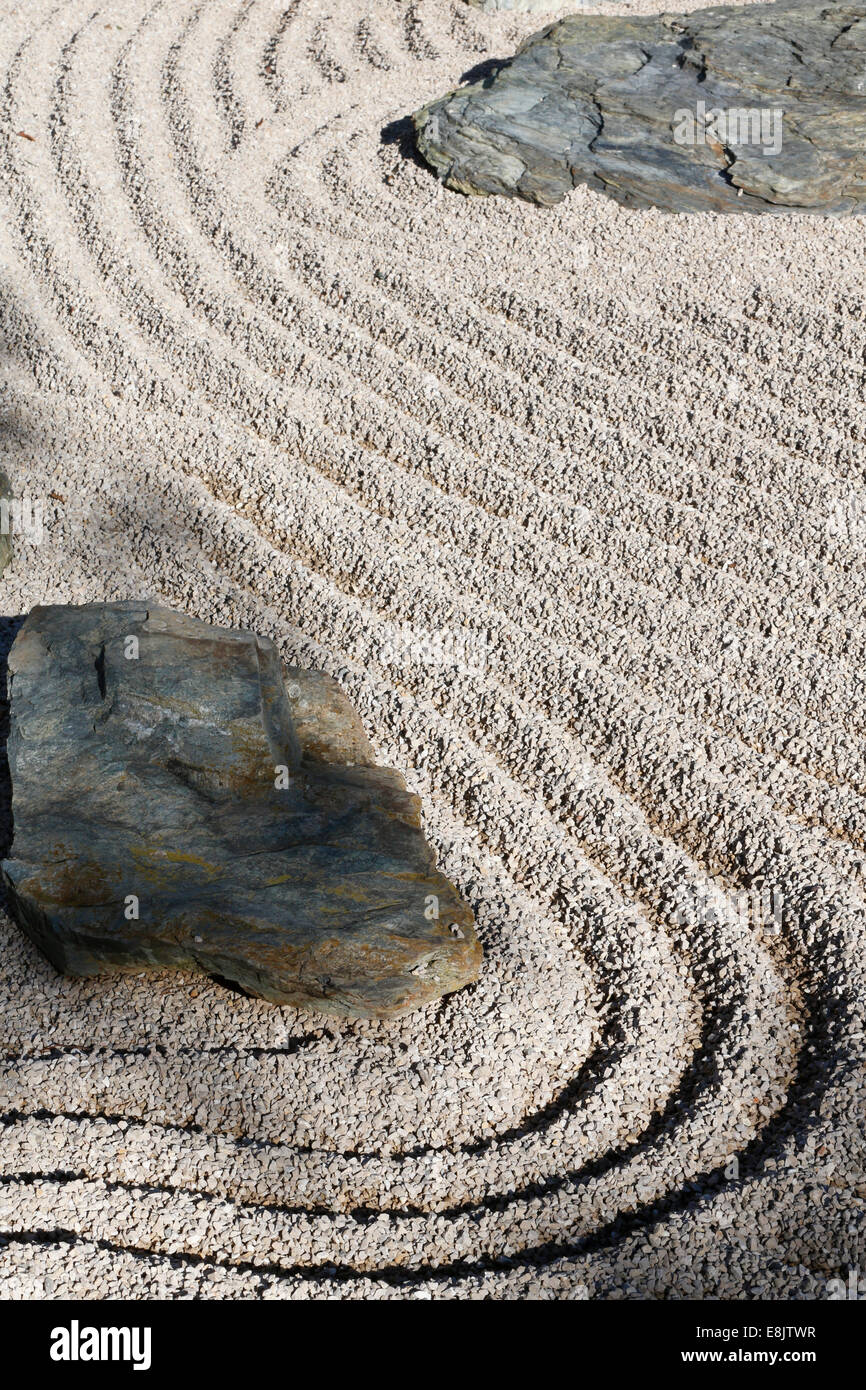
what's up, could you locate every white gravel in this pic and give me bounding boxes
[0,0,864,1300]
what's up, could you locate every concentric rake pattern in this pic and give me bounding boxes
[0,0,864,1299]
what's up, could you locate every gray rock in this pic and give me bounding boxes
[0,472,12,575]
[414,1,866,213]
[1,602,480,1019]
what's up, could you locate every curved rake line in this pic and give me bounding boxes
[0,994,844,1282]
[24,2,866,794]
[260,2,302,111]
[1,1038,320,1063]
[0,985,835,1218]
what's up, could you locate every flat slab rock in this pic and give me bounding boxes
[0,472,11,576]
[1,602,480,1019]
[414,0,866,213]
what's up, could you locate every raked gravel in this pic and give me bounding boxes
[0,0,864,1299]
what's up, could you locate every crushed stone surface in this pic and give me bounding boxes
[0,0,864,1299]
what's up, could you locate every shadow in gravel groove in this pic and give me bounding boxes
[0,977,845,1224]
[0,990,848,1288]
[0,827,833,1184]
[1,1039,320,1063]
